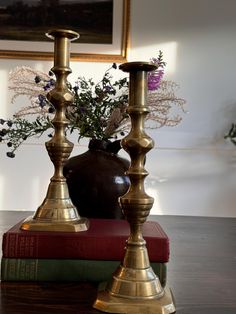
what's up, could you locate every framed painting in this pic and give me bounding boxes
[0,0,130,62]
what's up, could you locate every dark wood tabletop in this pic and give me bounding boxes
[0,211,235,314]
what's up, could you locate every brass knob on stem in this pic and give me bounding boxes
[21,29,89,232]
[93,62,175,313]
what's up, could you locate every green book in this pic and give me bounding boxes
[1,258,167,287]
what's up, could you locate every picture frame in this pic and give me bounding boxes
[0,0,130,62]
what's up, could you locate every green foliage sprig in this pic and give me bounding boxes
[67,64,129,140]
[0,63,129,157]
[224,123,236,145]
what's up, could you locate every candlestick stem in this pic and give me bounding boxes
[21,29,89,232]
[93,62,175,313]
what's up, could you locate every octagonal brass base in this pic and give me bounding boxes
[21,215,89,232]
[93,284,176,314]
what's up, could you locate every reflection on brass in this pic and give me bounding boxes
[93,62,176,313]
[21,29,89,232]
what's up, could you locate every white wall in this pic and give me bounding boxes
[0,0,235,217]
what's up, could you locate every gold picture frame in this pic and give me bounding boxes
[0,0,130,62]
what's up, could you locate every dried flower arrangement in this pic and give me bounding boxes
[0,51,186,157]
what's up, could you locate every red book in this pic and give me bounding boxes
[2,219,169,262]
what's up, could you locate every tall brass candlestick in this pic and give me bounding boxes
[94,62,175,313]
[21,29,89,232]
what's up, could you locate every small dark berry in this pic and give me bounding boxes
[0,118,6,125]
[7,142,12,147]
[48,106,55,114]
[22,135,28,140]
[7,120,13,127]
[0,129,7,136]
[34,75,41,83]
[6,152,15,158]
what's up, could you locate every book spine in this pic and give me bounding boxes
[3,233,37,257]
[1,258,166,287]
[3,233,169,262]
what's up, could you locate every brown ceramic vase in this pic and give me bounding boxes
[63,139,130,219]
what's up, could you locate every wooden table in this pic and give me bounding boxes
[0,211,235,314]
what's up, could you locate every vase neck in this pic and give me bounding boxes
[88,139,121,154]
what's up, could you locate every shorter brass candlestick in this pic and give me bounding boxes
[21,29,89,232]
[93,62,175,313]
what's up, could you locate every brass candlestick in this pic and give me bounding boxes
[21,29,89,232]
[93,62,176,313]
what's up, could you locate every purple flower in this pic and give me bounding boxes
[38,94,47,108]
[148,51,166,91]
[79,106,87,114]
[49,78,55,86]
[148,69,164,91]
[43,83,51,91]
[105,85,112,92]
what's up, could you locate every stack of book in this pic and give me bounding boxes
[1,218,169,286]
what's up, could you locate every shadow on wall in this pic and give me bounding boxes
[130,0,236,50]
[145,146,236,217]
[130,41,178,76]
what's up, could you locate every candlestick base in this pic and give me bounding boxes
[21,216,89,232]
[94,283,176,314]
